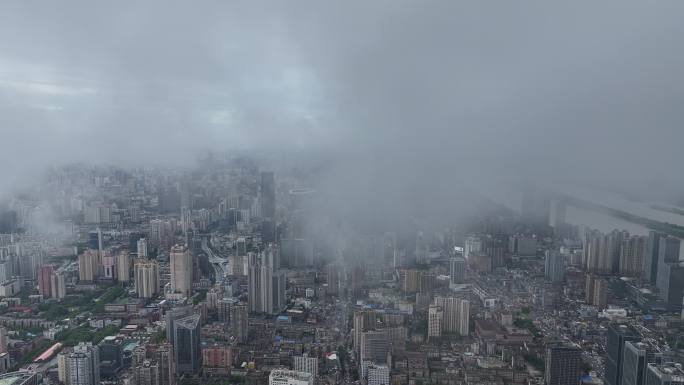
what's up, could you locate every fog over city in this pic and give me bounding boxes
[2,3,684,385]
[2,1,684,207]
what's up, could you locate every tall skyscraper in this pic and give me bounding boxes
[78,250,100,282]
[248,253,285,314]
[165,306,193,346]
[137,238,148,258]
[450,257,466,285]
[116,251,130,283]
[427,305,442,340]
[0,328,7,354]
[642,231,662,283]
[174,314,201,376]
[260,171,276,219]
[353,310,377,353]
[622,341,665,385]
[360,330,390,367]
[606,324,639,385]
[229,303,248,343]
[134,260,159,299]
[64,342,100,385]
[170,244,192,297]
[37,264,54,297]
[50,271,66,299]
[655,261,684,310]
[433,297,470,336]
[620,235,646,277]
[545,251,565,283]
[545,344,581,385]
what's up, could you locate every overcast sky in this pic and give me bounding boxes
[2,1,684,205]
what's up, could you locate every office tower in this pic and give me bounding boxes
[353,310,377,353]
[37,264,54,297]
[655,261,684,310]
[428,305,442,340]
[450,256,466,285]
[545,251,566,283]
[78,250,100,282]
[658,236,681,264]
[293,354,318,378]
[65,342,100,385]
[360,330,390,366]
[133,361,159,385]
[260,171,276,219]
[545,344,581,385]
[268,369,314,385]
[623,341,664,385]
[366,363,390,385]
[644,362,684,385]
[50,271,66,299]
[137,238,148,258]
[606,324,639,385]
[116,251,130,283]
[165,306,193,345]
[98,336,122,378]
[170,244,192,297]
[134,260,159,299]
[174,314,201,376]
[229,303,248,343]
[0,328,6,354]
[620,235,646,277]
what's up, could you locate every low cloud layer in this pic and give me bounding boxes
[1,1,684,206]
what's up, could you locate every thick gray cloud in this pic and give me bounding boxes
[1,1,684,206]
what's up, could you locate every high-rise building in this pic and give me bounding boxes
[50,271,66,299]
[428,305,442,340]
[326,263,340,295]
[133,361,159,385]
[620,235,646,277]
[353,310,377,353]
[63,342,100,385]
[464,236,483,260]
[78,250,100,282]
[116,252,130,283]
[433,297,469,336]
[545,344,581,385]
[622,341,666,385]
[268,369,313,385]
[360,330,390,367]
[248,254,285,314]
[0,328,7,354]
[134,260,159,299]
[174,314,201,376]
[450,257,466,285]
[98,336,122,378]
[605,324,639,385]
[643,231,662,283]
[165,306,193,346]
[260,171,276,219]
[137,238,148,258]
[229,303,248,343]
[366,363,390,385]
[37,264,54,297]
[545,251,565,283]
[293,354,318,378]
[170,244,192,297]
[148,343,174,385]
[655,261,684,311]
[644,362,684,385]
